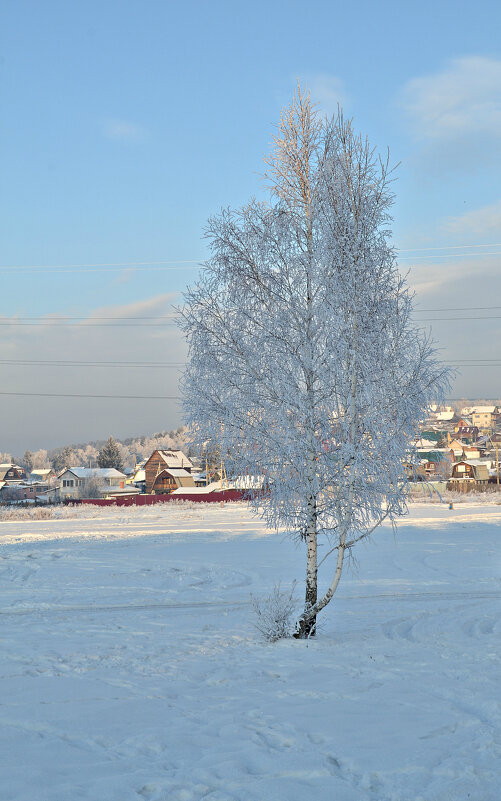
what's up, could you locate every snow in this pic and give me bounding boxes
[1,501,501,800]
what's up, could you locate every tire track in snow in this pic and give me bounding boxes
[0,599,251,616]
[2,587,500,617]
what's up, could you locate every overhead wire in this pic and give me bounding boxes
[397,242,501,252]
[1,240,501,273]
[0,391,181,400]
[0,359,185,367]
[1,240,500,401]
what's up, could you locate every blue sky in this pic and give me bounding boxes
[1,0,501,453]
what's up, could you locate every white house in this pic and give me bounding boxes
[58,467,127,500]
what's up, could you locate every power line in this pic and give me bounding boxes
[2,302,501,324]
[397,242,501,253]
[1,251,499,271]
[414,305,501,313]
[0,359,185,368]
[419,315,501,322]
[0,260,201,274]
[0,322,179,327]
[1,241,501,274]
[399,251,501,261]
[2,315,501,327]
[0,391,181,400]
[0,316,178,321]
[1,305,501,319]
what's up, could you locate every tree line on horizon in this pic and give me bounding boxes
[0,427,189,474]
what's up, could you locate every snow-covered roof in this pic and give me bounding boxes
[416,448,450,454]
[455,458,493,467]
[160,468,192,478]
[156,450,193,470]
[103,486,141,496]
[415,438,439,448]
[467,406,497,414]
[59,467,126,479]
[434,411,455,421]
[171,481,225,494]
[131,469,145,482]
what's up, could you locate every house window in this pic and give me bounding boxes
[63,479,74,487]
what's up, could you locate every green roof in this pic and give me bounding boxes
[421,431,444,442]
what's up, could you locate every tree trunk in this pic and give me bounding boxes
[294,494,318,638]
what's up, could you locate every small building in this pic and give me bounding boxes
[144,450,195,494]
[126,467,146,492]
[416,450,453,479]
[433,406,455,422]
[30,468,56,483]
[469,406,498,431]
[449,460,490,487]
[455,425,479,443]
[0,463,27,483]
[0,480,52,504]
[420,430,446,444]
[148,467,195,494]
[58,467,127,500]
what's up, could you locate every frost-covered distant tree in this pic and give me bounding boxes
[180,87,449,638]
[31,449,50,469]
[97,436,124,471]
[79,472,105,499]
[51,446,74,473]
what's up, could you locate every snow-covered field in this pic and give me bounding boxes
[1,501,500,801]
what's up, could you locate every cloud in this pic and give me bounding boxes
[400,57,501,140]
[442,200,501,237]
[307,74,348,117]
[0,293,186,451]
[113,267,136,286]
[102,118,148,141]
[405,255,500,297]
[85,292,177,322]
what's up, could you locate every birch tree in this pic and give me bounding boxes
[180,87,448,638]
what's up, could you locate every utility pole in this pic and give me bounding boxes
[496,441,500,487]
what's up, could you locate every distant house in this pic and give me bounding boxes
[432,406,455,422]
[0,479,55,504]
[144,450,195,494]
[0,463,27,483]
[58,467,127,500]
[420,430,446,444]
[450,460,490,486]
[463,406,498,431]
[126,467,146,492]
[416,450,453,479]
[30,468,56,483]
[1,482,37,503]
[447,440,483,461]
[455,425,479,443]
[463,446,482,460]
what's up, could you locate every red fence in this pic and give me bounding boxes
[74,489,245,507]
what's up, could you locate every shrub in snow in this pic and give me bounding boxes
[251,582,297,642]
